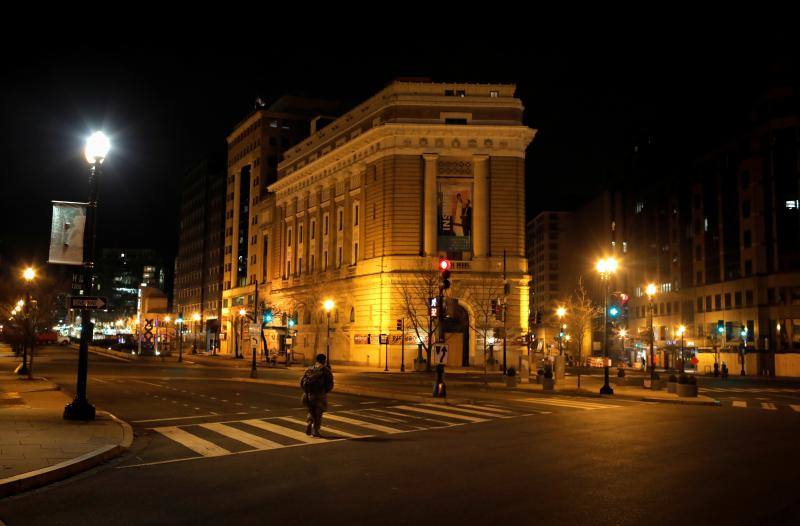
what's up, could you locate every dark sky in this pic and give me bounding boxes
[1,21,795,269]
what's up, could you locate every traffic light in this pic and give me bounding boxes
[439,258,451,290]
[396,318,403,331]
[263,309,274,324]
[609,306,620,319]
[717,320,725,334]
[288,314,296,328]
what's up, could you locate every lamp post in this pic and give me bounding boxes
[645,283,657,386]
[191,312,201,354]
[324,299,334,366]
[618,328,628,366]
[556,306,566,356]
[740,326,748,376]
[65,131,109,421]
[176,316,184,363]
[17,268,36,377]
[677,324,686,374]
[596,257,618,395]
[238,308,246,359]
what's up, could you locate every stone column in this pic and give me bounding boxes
[423,154,439,256]
[473,154,489,257]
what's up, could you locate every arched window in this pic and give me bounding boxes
[349,306,355,323]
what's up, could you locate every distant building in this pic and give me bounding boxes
[92,249,168,323]
[173,154,226,351]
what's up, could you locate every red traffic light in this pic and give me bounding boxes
[620,293,629,304]
[439,258,451,271]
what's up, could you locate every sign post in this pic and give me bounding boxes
[433,343,448,398]
[380,333,389,372]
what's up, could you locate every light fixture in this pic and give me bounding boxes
[323,299,334,312]
[645,283,657,297]
[84,131,110,164]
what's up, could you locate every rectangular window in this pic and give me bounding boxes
[324,250,328,270]
[745,290,753,306]
[706,296,712,311]
[324,215,329,235]
[354,204,359,226]
[299,225,303,244]
[353,242,359,263]
[338,246,343,267]
[724,293,731,309]
[311,220,316,240]
[286,261,290,277]
[287,228,292,246]
[735,291,742,307]
[714,295,721,310]
[310,254,315,272]
[338,209,343,231]
[298,257,302,275]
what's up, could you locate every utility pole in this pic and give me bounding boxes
[502,249,508,375]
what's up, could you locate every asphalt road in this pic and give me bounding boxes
[1,347,799,525]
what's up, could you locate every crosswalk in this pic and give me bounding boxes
[132,401,580,467]
[726,400,800,412]
[126,397,626,467]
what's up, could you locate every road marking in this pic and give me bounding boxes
[135,414,221,424]
[761,403,777,410]
[359,401,378,405]
[349,411,404,423]
[324,414,404,434]
[93,377,110,384]
[392,405,487,423]
[361,408,443,426]
[515,397,619,410]
[199,422,283,449]
[242,419,323,443]
[134,380,168,388]
[460,404,514,414]
[277,417,364,438]
[732,401,747,408]
[419,404,513,419]
[153,426,230,457]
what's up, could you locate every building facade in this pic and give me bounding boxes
[220,81,536,368]
[173,154,226,350]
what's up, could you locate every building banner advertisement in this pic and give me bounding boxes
[437,182,472,253]
[48,201,87,266]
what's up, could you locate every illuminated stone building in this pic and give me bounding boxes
[221,81,536,367]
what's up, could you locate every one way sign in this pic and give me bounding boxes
[434,343,449,365]
[68,296,108,310]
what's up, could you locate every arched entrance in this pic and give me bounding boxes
[443,302,470,367]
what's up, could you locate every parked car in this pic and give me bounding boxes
[35,331,70,345]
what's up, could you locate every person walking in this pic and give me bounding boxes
[301,353,334,437]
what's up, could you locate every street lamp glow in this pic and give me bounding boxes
[323,299,335,312]
[618,328,628,338]
[192,312,201,322]
[164,316,171,323]
[16,299,24,308]
[556,306,566,319]
[645,283,657,297]
[677,324,686,336]
[84,131,110,164]
[23,267,36,282]
[238,308,247,317]
[564,334,571,342]
[595,257,618,275]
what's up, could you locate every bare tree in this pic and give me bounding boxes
[282,276,327,362]
[461,274,504,383]
[565,277,600,364]
[394,268,441,371]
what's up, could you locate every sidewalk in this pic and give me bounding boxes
[0,366,133,498]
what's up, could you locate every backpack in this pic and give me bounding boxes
[301,366,328,395]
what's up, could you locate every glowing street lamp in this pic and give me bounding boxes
[17,267,37,377]
[176,316,184,363]
[645,283,657,385]
[677,324,686,373]
[596,257,619,395]
[740,326,748,376]
[324,299,335,365]
[191,312,201,354]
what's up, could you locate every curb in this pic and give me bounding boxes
[0,410,134,499]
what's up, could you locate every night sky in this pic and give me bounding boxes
[1,22,795,270]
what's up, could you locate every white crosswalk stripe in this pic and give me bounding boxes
[418,404,513,419]
[790,405,800,412]
[276,416,364,438]
[242,419,324,444]
[153,426,230,457]
[391,405,488,423]
[460,404,514,414]
[324,413,404,434]
[515,397,621,410]
[199,422,283,450]
[732,401,748,408]
[761,403,777,410]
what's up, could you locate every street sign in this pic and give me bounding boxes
[68,296,107,309]
[434,343,449,364]
[379,334,388,345]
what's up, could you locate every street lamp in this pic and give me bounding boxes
[191,312,201,354]
[556,306,566,356]
[740,326,748,376]
[596,257,619,395]
[237,308,247,359]
[677,324,686,374]
[17,267,36,377]
[324,299,334,365]
[176,316,184,363]
[645,283,657,386]
[65,131,109,421]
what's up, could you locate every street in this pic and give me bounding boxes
[1,346,800,525]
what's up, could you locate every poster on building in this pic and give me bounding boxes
[437,181,472,256]
[48,201,87,266]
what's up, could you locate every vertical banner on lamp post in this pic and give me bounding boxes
[48,201,87,265]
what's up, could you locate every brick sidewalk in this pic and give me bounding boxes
[0,367,132,497]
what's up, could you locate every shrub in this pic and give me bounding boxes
[506,367,517,377]
[617,368,626,378]
[669,374,678,383]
